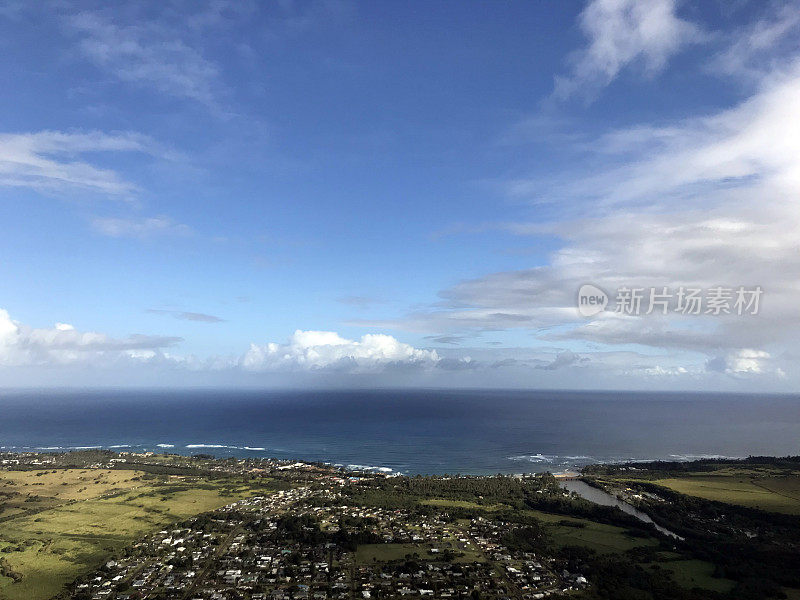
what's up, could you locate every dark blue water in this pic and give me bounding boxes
[0,390,798,475]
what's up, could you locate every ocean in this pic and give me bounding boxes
[0,389,798,475]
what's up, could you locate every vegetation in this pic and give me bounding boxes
[0,458,277,600]
[582,456,800,599]
[1,452,799,600]
[648,475,800,515]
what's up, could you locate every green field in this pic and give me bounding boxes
[663,559,734,593]
[523,509,658,554]
[0,469,141,520]
[652,475,800,514]
[525,510,734,592]
[0,469,267,600]
[419,498,508,511]
[355,543,425,563]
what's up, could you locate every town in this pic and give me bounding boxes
[62,455,585,599]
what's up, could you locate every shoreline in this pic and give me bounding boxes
[0,446,784,478]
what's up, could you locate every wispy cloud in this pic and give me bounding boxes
[147,309,225,323]
[708,1,800,82]
[374,56,800,381]
[337,295,385,309]
[67,11,221,106]
[554,0,701,101]
[0,130,156,197]
[425,335,469,346]
[91,216,192,238]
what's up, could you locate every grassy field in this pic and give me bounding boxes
[0,469,141,520]
[654,557,735,593]
[523,509,658,554]
[0,468,268,600]
[651,475,800,514]
[355,543,424,563]
[419,498,508,511]
[526,510,734,592]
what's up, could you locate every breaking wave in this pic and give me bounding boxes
[345,464,394,473]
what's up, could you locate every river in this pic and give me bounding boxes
[560,479,682,540]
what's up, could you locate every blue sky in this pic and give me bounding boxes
[1,0,800,389]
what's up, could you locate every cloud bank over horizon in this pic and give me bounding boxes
[0,307,791,390]
[0,309,448,382]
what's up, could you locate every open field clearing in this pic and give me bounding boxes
[0,469,267,600]
[419,498,509,511]
[651,475,800,514]
[0,469,142,520]
[659,558,735,593]
[521,509,657,554]
[355,543,425,563]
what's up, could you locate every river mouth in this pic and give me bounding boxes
[560,479,683,540]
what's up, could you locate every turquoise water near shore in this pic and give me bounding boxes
[0,389,798,475]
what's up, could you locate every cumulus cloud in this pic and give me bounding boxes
[706,349,784,378]
[241,330,440,373]
[536,350,586,371]
[554,0,701,100]
[0,309,452,379]
[0,308,182,367]
[1,306,786,388]
[636,365,690,377]
[0,130,158,197]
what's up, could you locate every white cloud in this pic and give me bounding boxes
[637,365,689,377]
[709,3,800,82]
[0,306,786,388]
[146,309,224,323]
[706,349,783,377]
[536,350,586,371]
[567,64,800,207]
[0,309,446,377]
[92,216,192,238]
[0,308,181,367]
[241,330,440,373]
[554,0,701,100]
[374,56,800,382]
[0,130,156,197]
[68,11,220,106]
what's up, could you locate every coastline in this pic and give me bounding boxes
[0,443,754,477]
